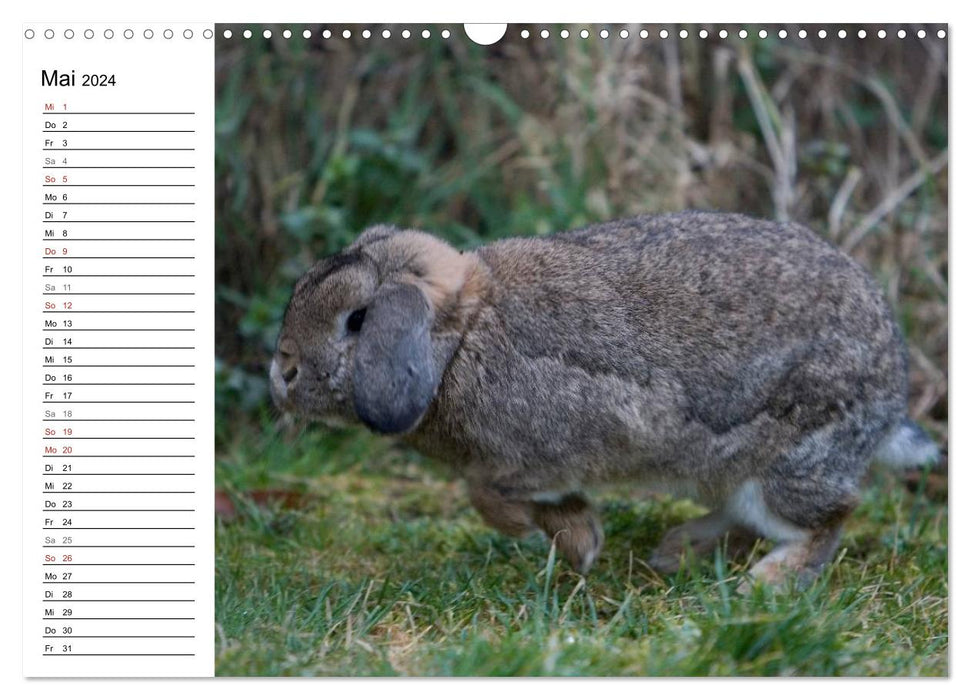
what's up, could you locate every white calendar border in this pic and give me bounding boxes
[3,0,963,696]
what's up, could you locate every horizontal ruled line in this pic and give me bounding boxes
[43,617,195,620]
[43,437,195,440]
[43,257,195,260]
[44,419,195,422]
[44,275,195,277]
[43,111,196,115]
[43,166,195,169]
[40,474,195,476]
[40,454,194,456]
[44,528,195,530]
[43,635,196,638]
[43,328,195,331]
[43,348,195,352]
[43,202,195,205]
[43,490,195,493]
[43,293,196,296]
[43,148,195,151]
[44,184,195,187]
[40,221,195,223]
[43,364,196,367]
[43,654,196,657]
[43,563,195,566]
[46,238,197,241]
[43,130,196,133]
[44,402,195,405]
[43,383,195,385]
[43,309,196,312]
[43,509,195,512]
[43,545,195,548]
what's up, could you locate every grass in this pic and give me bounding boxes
[214,419,948,676]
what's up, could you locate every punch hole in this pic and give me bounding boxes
[838,29,847,38]
[540,29,550,39]
[897,29,906,39]
[243,29,252,39]
[283,29,292,39]
[184,29,193,39]
[84,29,94,39]
[937,29,946,38]
[679,29,688,39]
[581,29,590,39]
[144,29,154,39]
[44,29,54,39]
[779,29,788,38]
[124,29,134,39]
[639,29,648,39]
[718,29,728,39]
[302,29,311,38]
[263,30,272,39]
[738,29,747,38]
[422,29,431,38]
[659,29,669,39]
[917,29,926,38]
[560,29,570,39]
[164,29,174,39]
[105,29,114,39]
[323,29,332,39]
[402,29,411,39]
[877,29,886,38]
[600,29,609,39]
[203,29,213,39]
[798,29,807,38]
[382,29,391,38]
[362,29,372,39]
[464,24,507,45]
[64,29,74,39]
[699,29,708,39]
[858,29,866,38]
[441,29,451,39]
[343,29,352,39]
[758,29,767,39]
[24,29,34,39]
[223,29,233,39]
[818,29,827,38]
[619,29,629,39]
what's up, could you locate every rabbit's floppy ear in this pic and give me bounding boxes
[352,282,440,434]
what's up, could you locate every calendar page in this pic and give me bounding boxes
[20,15,951,682]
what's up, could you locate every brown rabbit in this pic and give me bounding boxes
[269,213,939,586]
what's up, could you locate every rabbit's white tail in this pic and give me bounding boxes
[872,419,941,470]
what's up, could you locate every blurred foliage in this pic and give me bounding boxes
[215,23,947,444]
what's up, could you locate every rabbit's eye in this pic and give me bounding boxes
[346,308,367,333]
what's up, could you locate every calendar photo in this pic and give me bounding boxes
[212,24,947,676]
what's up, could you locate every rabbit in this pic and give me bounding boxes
[269,212,940,586]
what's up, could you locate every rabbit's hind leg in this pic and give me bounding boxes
[649,511,758,574]
[747,523,844,588]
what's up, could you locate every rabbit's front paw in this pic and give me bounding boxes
[531,493,603,574]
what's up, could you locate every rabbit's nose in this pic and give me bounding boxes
[277,338,300,385]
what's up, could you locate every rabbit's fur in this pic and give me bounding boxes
[270,212,937,585]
